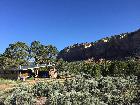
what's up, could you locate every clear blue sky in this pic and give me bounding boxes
[0,0,140,53]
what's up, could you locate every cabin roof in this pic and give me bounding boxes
[19,63,54,70]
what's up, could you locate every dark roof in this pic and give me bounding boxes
[19,63,54,70]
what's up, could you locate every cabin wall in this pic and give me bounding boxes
[20,70,30,78]
[38,71,49,78]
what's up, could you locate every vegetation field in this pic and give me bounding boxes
[0,57,140,105]
[0,41,139,105]
[0,75,139,105]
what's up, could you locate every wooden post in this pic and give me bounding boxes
[18,71,22,80]
[37,69,38,76]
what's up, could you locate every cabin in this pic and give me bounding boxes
[18,63,57,80]
[0,63,57,80]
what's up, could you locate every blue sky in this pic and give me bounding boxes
[0,0,140,53]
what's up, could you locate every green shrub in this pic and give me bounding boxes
[31,82,49,97]
[0,74,139,105]
[4,84,36,105]
[56,60,140,77]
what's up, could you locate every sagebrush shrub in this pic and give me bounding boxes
[0,75,139,105]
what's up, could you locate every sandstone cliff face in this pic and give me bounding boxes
[58,29,140,61]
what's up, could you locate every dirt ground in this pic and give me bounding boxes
[0,84,15,91]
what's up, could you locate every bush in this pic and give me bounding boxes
[4,84,36,105]
[2,75,138,105]
[56,60,140,77]
[31,82,49,97]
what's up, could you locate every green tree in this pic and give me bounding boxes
[3,42,29,69]
[30,41,58,64]
[30,41,46,64]
[46,45,58,61]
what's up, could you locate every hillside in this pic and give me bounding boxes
[58,29,140,61]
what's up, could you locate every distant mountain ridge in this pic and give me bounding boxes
[57,29,140,61]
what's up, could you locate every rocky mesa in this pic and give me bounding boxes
[57,29,140,61]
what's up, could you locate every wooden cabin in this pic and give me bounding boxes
[18,63,57,80]
[0,63,57,80]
